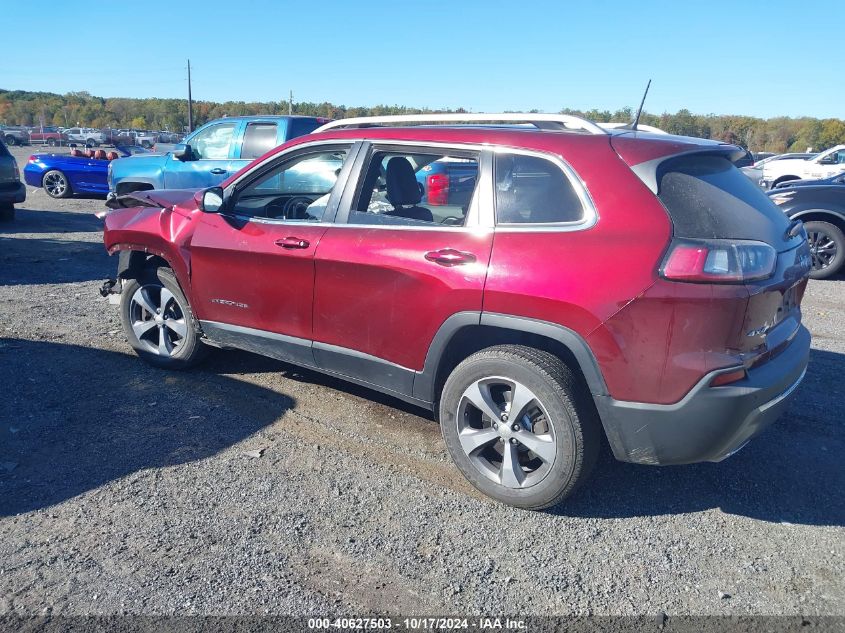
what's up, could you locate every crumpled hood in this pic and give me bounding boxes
[106,188,199,210]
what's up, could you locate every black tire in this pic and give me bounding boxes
[4,135,16,146]
[86,138,99,147]
[120,267,208,369]
[42,169,72,198]
[438,345,600,510]
[0,203,14,222]
[47,138,56,147]
[804,220,845,280]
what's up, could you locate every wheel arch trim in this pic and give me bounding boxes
[413,311,609,403]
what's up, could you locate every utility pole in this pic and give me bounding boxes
[187,59,194,133]
[289,90,293,115]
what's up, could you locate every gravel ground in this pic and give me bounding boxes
[0,144,843,617]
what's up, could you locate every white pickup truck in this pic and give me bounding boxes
[761,145,845,189]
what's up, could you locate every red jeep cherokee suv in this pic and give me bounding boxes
[102,114,812,509]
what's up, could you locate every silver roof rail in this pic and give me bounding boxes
[598,122,668,135]
[312,113,607,135]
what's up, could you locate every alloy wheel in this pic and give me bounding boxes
[808,229,838,272]
[43,172,68,197]
[456,377,557,489]
[128,285,189,357]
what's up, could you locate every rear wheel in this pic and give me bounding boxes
[47,138,57,147]
[120,267,208,369]
[43,170,71,198]
[438,345,600,510]
[0,203,14,222]
[4,136,16,146]
[86,138,99,147]
[804,220,845,280]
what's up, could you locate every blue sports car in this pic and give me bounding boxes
[24,146,151,198]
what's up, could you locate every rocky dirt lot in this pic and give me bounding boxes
[0,144,843,618]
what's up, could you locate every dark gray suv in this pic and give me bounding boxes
[0,139,26,221]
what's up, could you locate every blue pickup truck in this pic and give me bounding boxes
[108,115,329,196]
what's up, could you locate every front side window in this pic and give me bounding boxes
[190,122,237,160]
[351,149,479,227]
[241,122,278,160]
[229,147,350,221]
[494,153,585,224]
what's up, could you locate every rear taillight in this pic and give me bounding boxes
[28,155,37,163]
[660,238,776,283]
[426,173,449,205]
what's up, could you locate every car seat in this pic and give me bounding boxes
[94,149,107,160]
[106,151,119,161]
[384,157,433,223]
[70,149,84,157]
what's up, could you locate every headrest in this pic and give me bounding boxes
[106,151,119,161]
[385,157,422,207]
[94,149,107,160]
[87,150,97,159]
[70,149,84,157]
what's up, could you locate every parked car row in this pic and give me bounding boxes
[0,125,185,148]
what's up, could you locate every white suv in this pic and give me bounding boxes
[761,145,845,189]
[64,127,106,147]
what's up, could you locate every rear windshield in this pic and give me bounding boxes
[657,155,792,247]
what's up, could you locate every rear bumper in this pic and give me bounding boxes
[595,325,810,465]
[0,181,26,204]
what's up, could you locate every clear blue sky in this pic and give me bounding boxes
[3,0,842,119]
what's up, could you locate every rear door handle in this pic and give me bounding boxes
[424,248,477,266]
[209,168,227,175]
[275,236,310,249]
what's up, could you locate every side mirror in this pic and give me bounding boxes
[172,143,190,161]
[200,187,225,213]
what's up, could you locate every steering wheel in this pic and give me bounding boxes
[283,196,317,220]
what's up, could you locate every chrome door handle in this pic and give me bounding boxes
[275,236,310,249]
[209,168,227,175]
[424,248,477,266]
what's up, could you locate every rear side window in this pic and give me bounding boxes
[287,118,322,140]
[241,122,278,160]
[494,153,584,224]
[657,155,791,244]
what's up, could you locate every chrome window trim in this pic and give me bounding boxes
[490,145,598,233]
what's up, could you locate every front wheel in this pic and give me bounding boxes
[42,169,72,198]
[438,345,600,510]
[120,267,208,369]
[47,138,57,147]
[4,136,16,146]
[86,138,99,147]
[804,220,845,280]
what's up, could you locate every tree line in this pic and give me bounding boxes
[1,89,843,153]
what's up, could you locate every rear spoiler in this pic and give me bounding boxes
[611,135,745,194]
